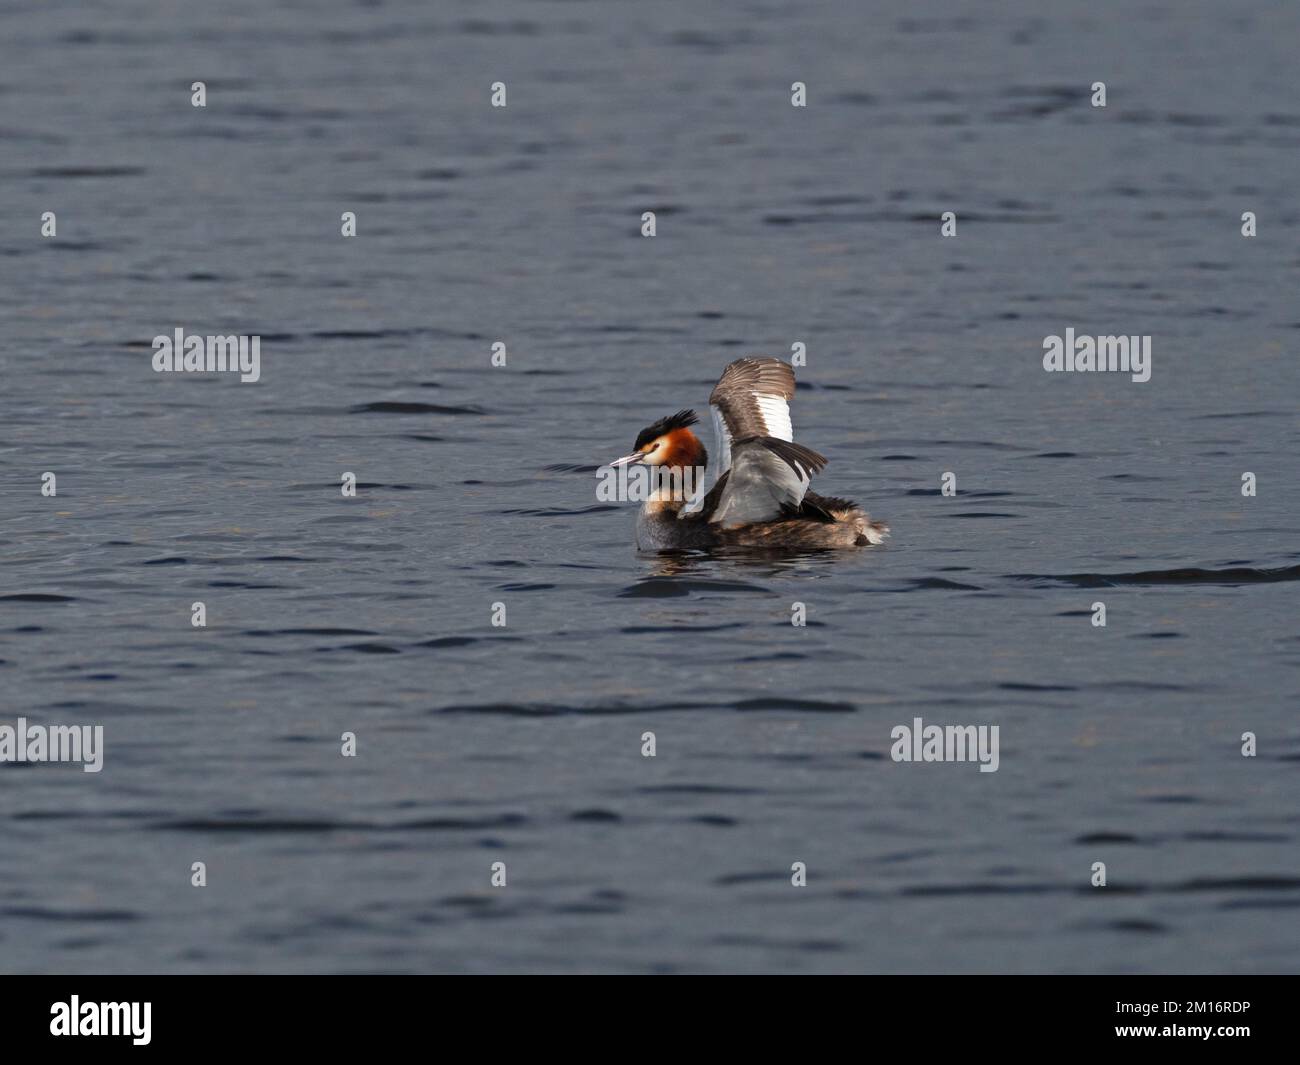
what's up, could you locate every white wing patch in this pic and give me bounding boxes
[754,394,792,441]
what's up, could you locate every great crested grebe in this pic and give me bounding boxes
[609,356,888,551]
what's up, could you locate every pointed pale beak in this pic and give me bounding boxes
[609,452,645,468]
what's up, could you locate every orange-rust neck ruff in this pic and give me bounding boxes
[657,427,707,469]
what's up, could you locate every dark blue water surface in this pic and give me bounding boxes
[1,0,1297,973]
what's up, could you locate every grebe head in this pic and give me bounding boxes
[610,409,708,472]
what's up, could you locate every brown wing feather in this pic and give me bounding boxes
[747,436,826,479]
[691,469,731,523]
[708,357,796,442]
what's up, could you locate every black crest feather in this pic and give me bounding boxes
[634,409,698,450]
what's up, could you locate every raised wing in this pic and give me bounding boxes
[708,357,796,474]
[706,436,826,527]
